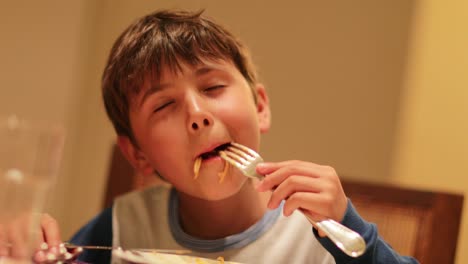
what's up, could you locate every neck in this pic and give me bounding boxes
[177,181,270,239]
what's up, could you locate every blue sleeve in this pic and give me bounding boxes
[315,200,419,264]
[69,206,113,263]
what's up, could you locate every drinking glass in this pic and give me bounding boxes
[0,115,65,263]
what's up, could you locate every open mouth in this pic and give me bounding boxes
[193,142,231,181]
[199,142,231,160]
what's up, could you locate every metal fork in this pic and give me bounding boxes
[219,142,366,258]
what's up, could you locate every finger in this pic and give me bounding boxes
[267,176,324,209]
[257,163,323,192]
[35,235,45,250]
[282,192,332,219]
[32,235,46,263]
[40,214,62,246]
[7,220,29,258]
[34,249,47,263]
[258,161,339,183]
[283,192,325,216]
[281,183,348,222]
[257,160,320,175]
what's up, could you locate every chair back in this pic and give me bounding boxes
[342,180,464,264]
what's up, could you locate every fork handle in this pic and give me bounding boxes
[301,212,366,257]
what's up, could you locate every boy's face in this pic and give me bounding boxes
[118,59,271,201]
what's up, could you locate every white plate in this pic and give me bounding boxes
[112,249,241,264]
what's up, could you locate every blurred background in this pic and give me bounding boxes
[0,0,466,262]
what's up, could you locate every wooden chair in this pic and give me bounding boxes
[103,144,464,263]
[342,180,464,264]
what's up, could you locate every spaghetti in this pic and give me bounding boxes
[218,160,229,183]
[193,155,229,183]
[193,157,202,179]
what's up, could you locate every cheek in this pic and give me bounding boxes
[217,96,261,147]
[220,101,256,124]
[143,120,187,166]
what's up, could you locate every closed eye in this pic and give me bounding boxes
[153,100,174,112]
[204,85,226,93]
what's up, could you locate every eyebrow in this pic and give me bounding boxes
[194,64,230,77]
[195,66,216,76]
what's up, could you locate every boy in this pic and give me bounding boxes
[27,9,418,263]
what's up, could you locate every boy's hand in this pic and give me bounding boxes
[256,160,348,225]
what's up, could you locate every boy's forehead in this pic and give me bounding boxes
[130,59,239,106]
[145,59,237,86]
[159,58,235,79]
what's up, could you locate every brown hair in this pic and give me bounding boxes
[102,9,258,144]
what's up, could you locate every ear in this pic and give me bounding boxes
[117,136,154,176]
[254,84,271,134]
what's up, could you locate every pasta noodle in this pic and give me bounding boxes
[193,153,229,183]
[218,160,229,183]
[195,256,225,263]
[193,157,202,179]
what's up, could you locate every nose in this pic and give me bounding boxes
[186,94,214,133]
[191,118,211,130]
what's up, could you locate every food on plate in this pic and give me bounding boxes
[112,248,240,263]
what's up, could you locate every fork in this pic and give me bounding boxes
[219,142,366,258]
[3,242,83,263]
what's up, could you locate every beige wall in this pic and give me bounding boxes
[1,0,466,263]
[390,0,468,262]
[0,0,91,233]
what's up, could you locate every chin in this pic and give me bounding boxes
[189,176,248,201]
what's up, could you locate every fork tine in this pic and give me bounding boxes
[226,146,254,161]
[231,142,260,158]
[219,151,245,171]
[220,149,248,165]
